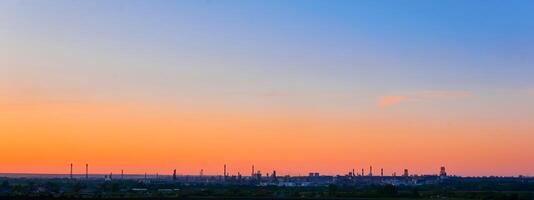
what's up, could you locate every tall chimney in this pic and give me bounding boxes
[85,164,89,179]
[70,163,73,179]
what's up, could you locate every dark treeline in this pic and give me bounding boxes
[1,177,533,200]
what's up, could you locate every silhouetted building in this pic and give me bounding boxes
[224,164,227,178]
[70,163,73,179]
[309,172,320,177]
[440,166,447,176]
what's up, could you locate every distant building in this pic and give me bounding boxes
[309,172,320,177]
[439,166,448,180]
[439,166,447,177]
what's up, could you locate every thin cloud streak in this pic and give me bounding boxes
[377,95,407,107]
[377,90,473,107]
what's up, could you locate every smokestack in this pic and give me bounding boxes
[85,164,89,179]
[381,168,384,177]
[224,164,227,177]
[121,170,124,179]
[251,165,255,176]
[173,169,177,181]
[70,163,73,179]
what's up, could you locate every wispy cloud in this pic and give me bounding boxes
[377,95,408,107]
[377,90,473,107]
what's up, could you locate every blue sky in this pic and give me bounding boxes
[2,0,534,115]
[1,0,534,113]
[4,0,533,92]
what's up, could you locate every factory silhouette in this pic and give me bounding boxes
[62,163,452,186]
[2,163,531,199]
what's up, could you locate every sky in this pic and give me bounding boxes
[1,0,534,177]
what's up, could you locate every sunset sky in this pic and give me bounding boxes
[1,0,534,176]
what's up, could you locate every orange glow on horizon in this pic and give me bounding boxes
[1,96,533,177]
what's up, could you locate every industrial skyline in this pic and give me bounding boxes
[2,164,459,180]
[4,163,522,179]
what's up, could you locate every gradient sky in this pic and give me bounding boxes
[1,0,534,176]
